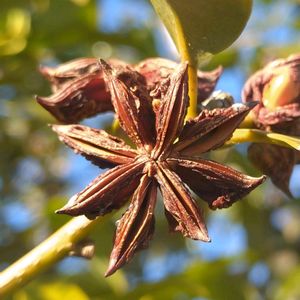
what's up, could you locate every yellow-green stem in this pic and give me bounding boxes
[238,113,254,129]
[112,117,120,133]
[173,12,198,120]
[227,128,300,150]
[0,214,110,297]
[186,64,198,119]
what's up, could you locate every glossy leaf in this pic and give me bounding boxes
[150,0,252,63]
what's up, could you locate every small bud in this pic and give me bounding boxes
[69,239,95,260]
[200,90,234,110]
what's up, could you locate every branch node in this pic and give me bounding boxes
[69,239,95,260]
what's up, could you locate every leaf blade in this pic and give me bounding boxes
[150,0,252,62]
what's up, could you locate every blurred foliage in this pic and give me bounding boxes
[1,0,300,299]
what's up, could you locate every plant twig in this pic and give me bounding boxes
[0,215,109,297]
[227,128,300,150]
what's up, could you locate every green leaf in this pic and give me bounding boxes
[150,0,252,63]
[227,129,300,150]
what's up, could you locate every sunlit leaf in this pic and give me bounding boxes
[150,0,252,63]
[0,9,31,56]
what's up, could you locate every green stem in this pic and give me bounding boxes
[227,128,300,150]
[173,12,198,120]
[112,116,120,133]
[0,215,109,297]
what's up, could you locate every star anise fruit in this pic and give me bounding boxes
[242,53,300,129]
[52,60,265,276]
[37,58,130,123]
[242,54,300,195]
[37,57,222,123]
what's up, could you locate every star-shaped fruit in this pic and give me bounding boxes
[52,60,265,276]
[37,57,222,123]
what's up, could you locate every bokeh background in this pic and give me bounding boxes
[1,0,300,299]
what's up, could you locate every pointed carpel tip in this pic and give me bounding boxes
[36,95,50,106]
[38,65,52,76]
[200,232,211,243]
[50,124,61,133]
[50,124,71,135]
[98,58,106,66]
[55,198,77,215]
[55,208,65,214]
[98,59,111,71]
[193,228,211,243]
[98,59,114,81]
[35,95,43,102]
[180,61,189,73]
[171,61,189,86]
[104,258,118,277]
[55,194,79,215]
[48,124,55,131]
[55,206,74,215]
[259,174,267,184]
[247,101,259,109]
[104,268,115,277]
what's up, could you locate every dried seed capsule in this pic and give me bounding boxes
[37,58,130,123]
[242,54,300,129]
[242,54,300,196]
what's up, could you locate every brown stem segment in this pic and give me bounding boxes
[0,215,109,297]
